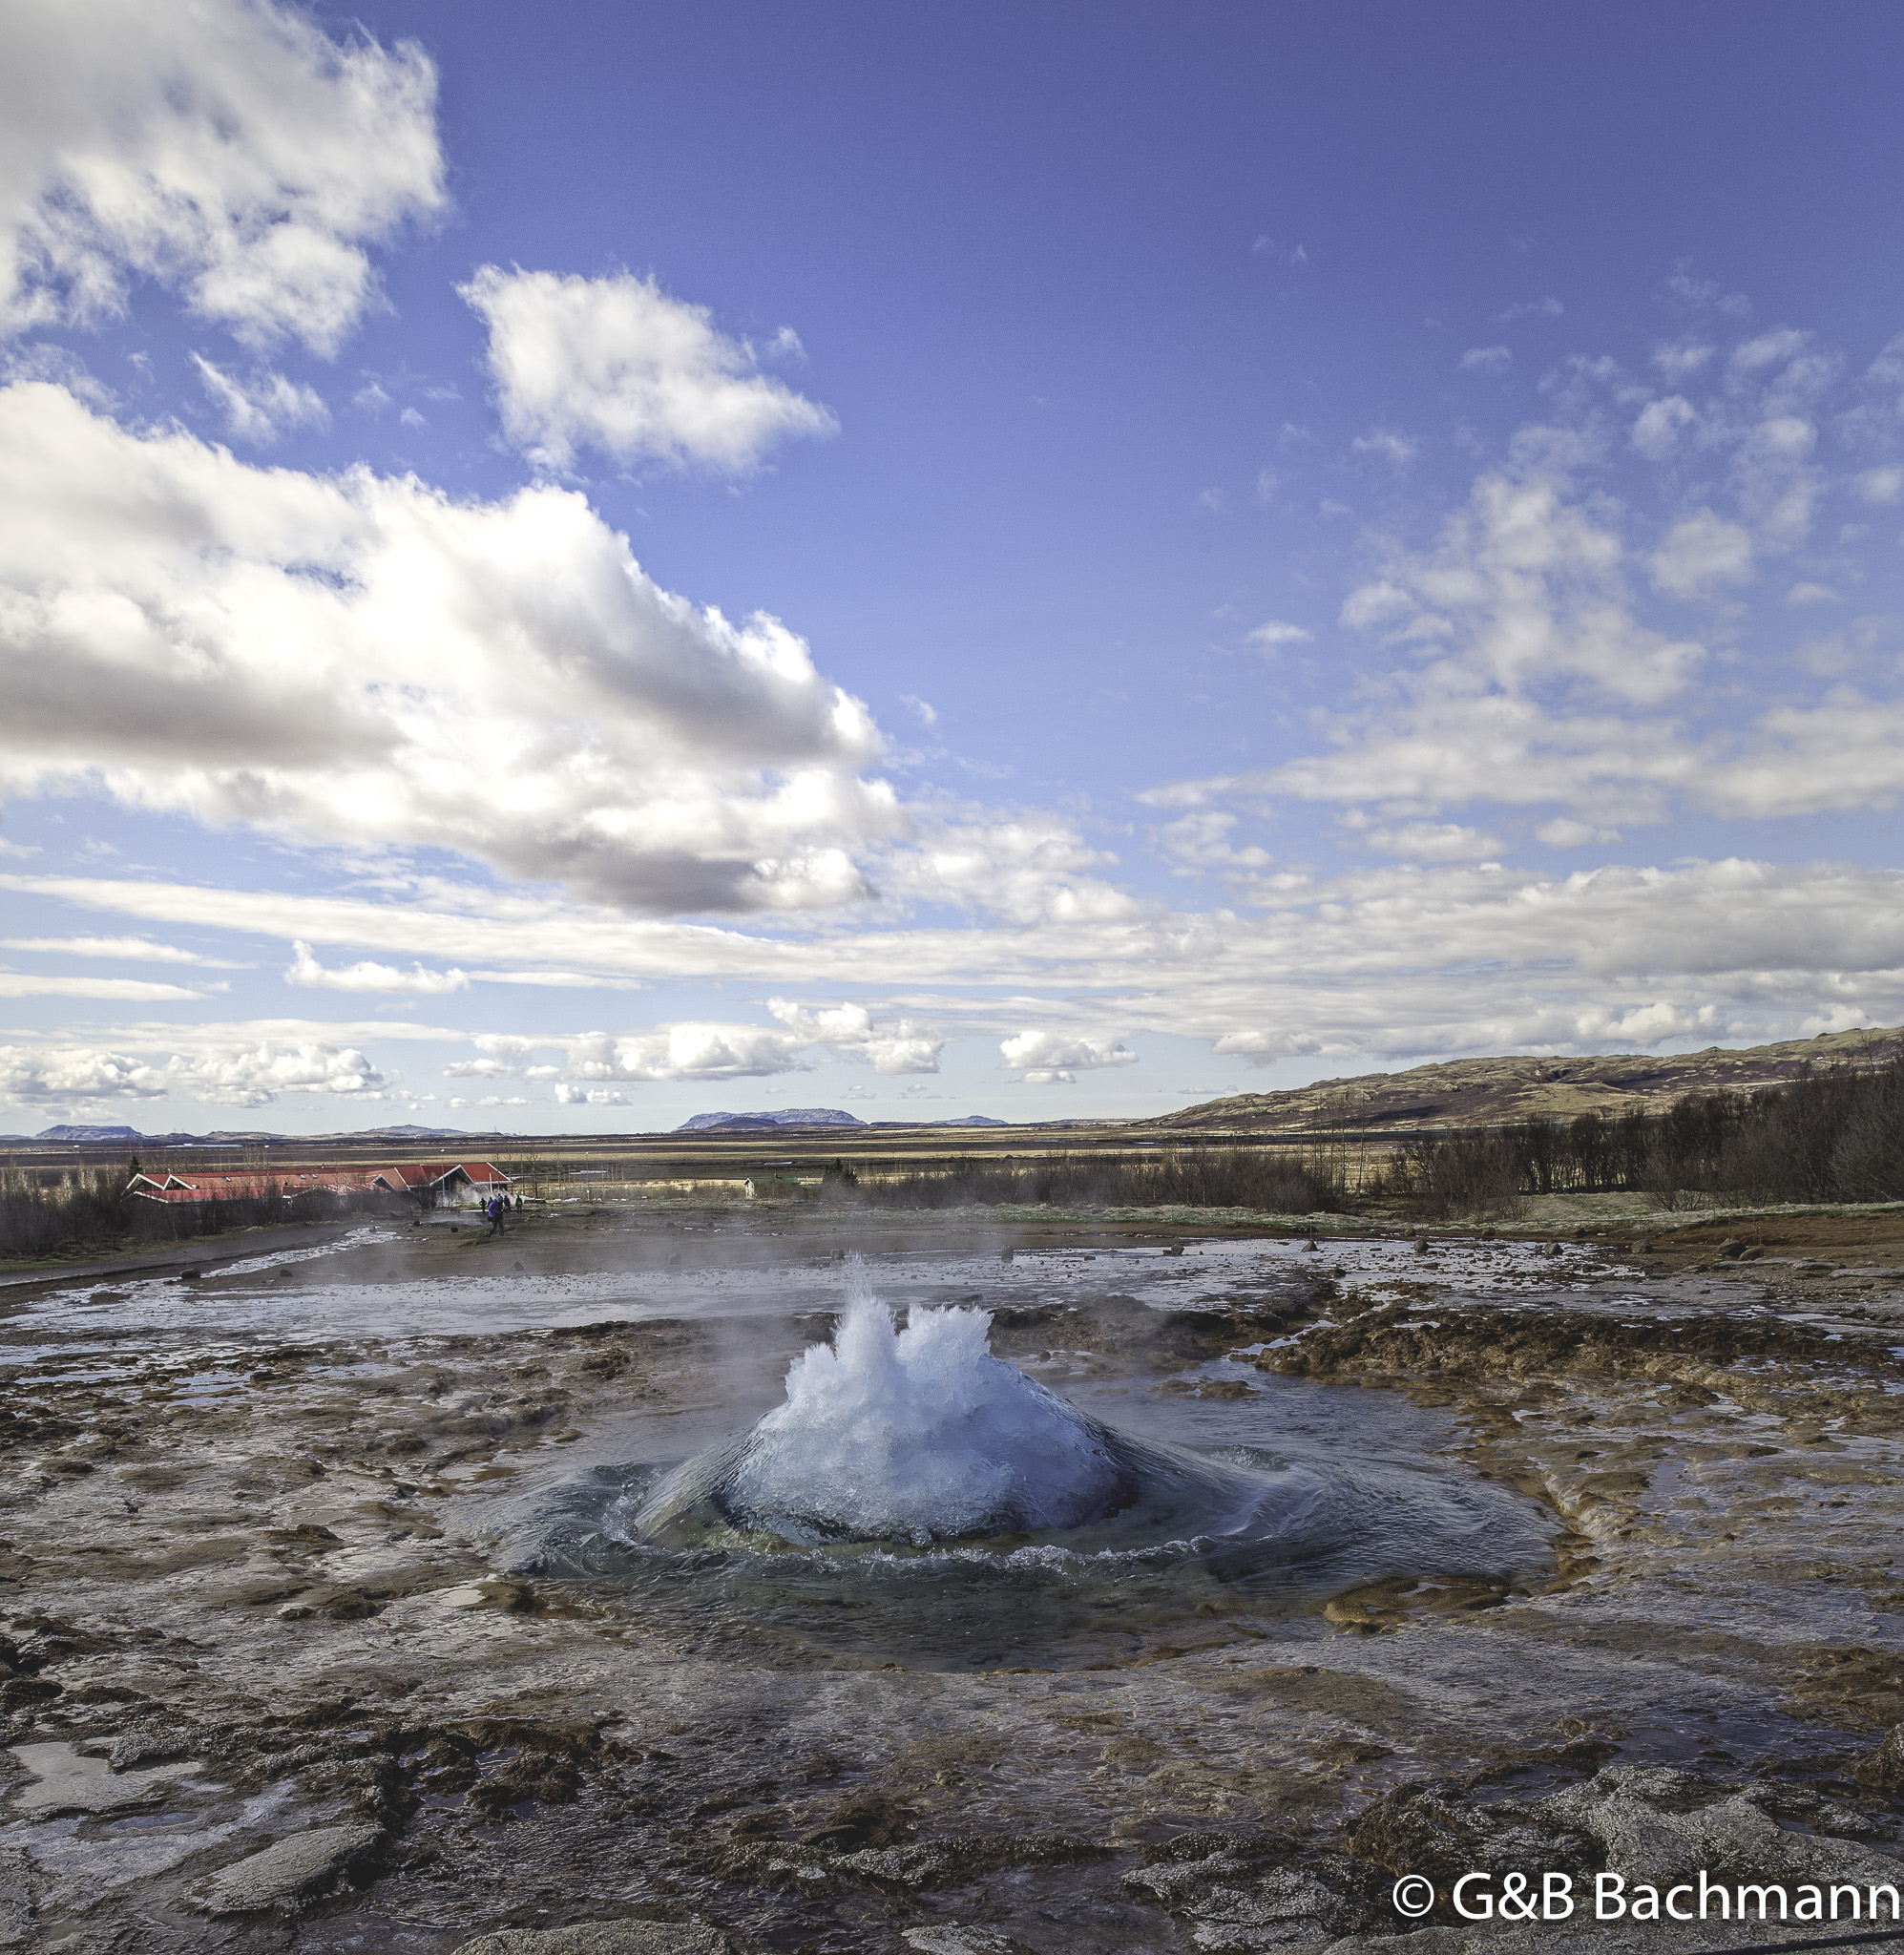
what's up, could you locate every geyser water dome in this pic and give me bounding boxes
[636,1256,1150,1546]
[522,1253,1556,1668]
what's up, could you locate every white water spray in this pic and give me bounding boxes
[691,1256,1134,1545]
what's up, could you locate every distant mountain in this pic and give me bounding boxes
[931,1115,1009,1126]
[21,1120,472,1148]
[678,1108,868,1132]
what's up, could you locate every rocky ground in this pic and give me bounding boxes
[2,1211,1903,1953]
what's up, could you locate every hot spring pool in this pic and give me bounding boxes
[501,1257,1555,1669]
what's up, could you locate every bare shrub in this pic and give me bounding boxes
[1374,1052,1904,1214]
[859,1146,1345,1214]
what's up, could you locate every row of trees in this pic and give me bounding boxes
[1376,1059,1904,1217]
[851,1146,1347,1215]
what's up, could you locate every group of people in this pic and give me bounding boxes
[484,1191,520,1236]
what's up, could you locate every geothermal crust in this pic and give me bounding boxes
[1,1219,1902,1952]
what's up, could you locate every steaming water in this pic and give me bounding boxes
[642,1257,1140,1545]
[523,1257,1554,1669]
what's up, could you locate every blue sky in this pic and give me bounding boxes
[3,0,1903,1135]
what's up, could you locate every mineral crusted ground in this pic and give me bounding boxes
[2,1209,1902,1952]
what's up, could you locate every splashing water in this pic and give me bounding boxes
[545,1253,1559,1665]
[723,1256,1133,1545]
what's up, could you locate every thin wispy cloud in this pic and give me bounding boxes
[1495,296,1563,323]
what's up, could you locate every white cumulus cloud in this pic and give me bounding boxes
[1357,822,1503,862]
[461,264,837,473]
[0,0,445,354]
[999,1030,1138,1074]
[1630,395,1698,460]
[1246,620,1313,654]
[0,1043,168,1101]
[444,1000,946,1092]
[181,1041,386,1105]
[0,382,894,915]
[554,1083,627,1106]
[0,1038,384,1106]
[1351,427,1418,472]
[1648,509,1755,598]
[596,1023,807,1083]
[765,998,945,1074]
[1536,819,1621,848]
[285,940,467,995]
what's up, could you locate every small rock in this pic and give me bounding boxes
[1412,1238,1431,1254]
[319,1589,381,1621]
[1855,1724,1904,1795]
[0,1677,62,1708]
[108,1731,192,1769]
[903,1929,1036,1955]
[195,1822,383,1914]
[452,1922,731,1955]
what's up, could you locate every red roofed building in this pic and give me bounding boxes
[365,1162,512,1203]
[127,1170,326,1205]
[126,1163,510,1207]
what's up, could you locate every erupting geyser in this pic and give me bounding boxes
[525,1253,1555,1668]
[636,1257,1143,1545]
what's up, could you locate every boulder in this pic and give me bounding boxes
[196,1822,382,1914]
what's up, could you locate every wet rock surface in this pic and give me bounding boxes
[194,1819,384,1914]
[0,1215,1901,1948]
[453,1921,732,1954]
